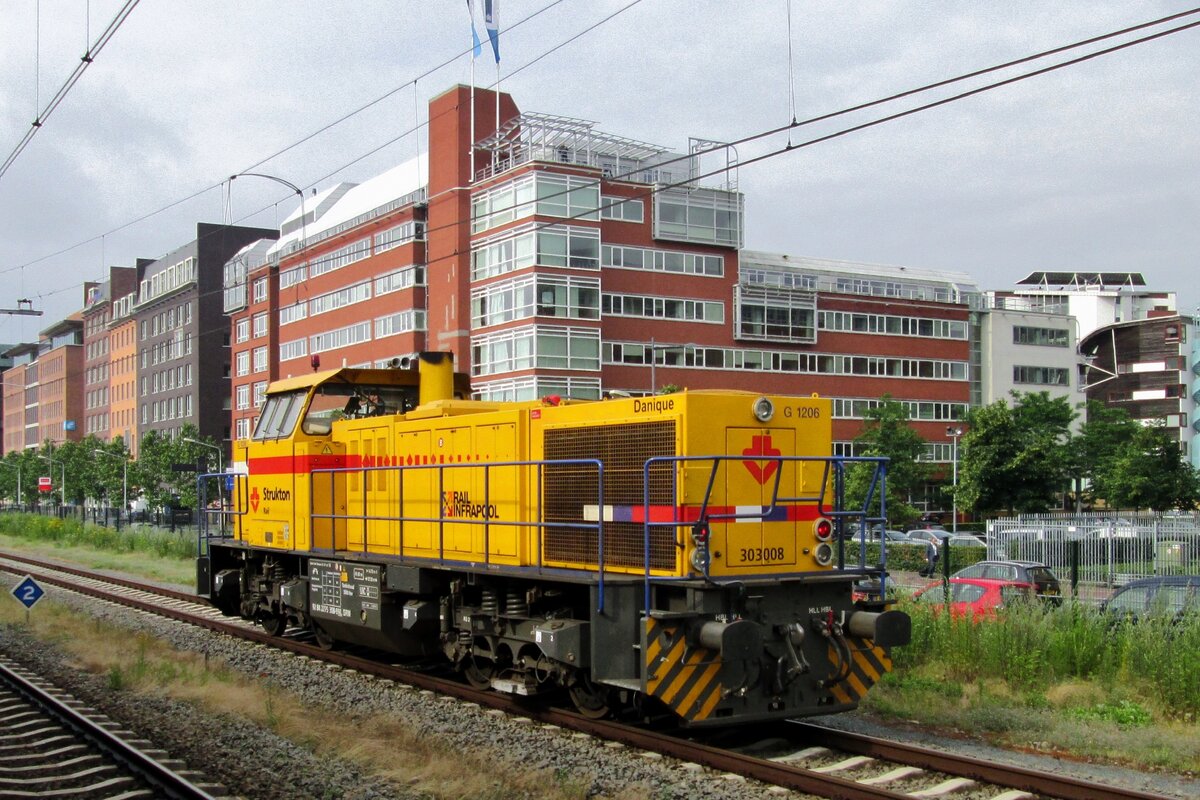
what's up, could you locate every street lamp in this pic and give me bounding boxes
[93,449,128,514]
[946,426,963,534]
[183,437,223,476]
[229,172,307,263]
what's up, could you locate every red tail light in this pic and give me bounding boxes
[814,518,833,541]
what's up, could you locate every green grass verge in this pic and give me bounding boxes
[0,513,196,586]
[865,598,1200,772]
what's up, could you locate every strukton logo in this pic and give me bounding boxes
[250,487,260,512]
[742,435,781,485]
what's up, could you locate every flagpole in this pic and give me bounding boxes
[470,48,476,187]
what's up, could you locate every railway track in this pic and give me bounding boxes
[0,550,1178,800]
[0,654,224,799]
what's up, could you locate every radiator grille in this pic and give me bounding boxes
[544,420,677,570]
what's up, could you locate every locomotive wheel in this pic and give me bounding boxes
[461,655,495,690]
[312,623,335,651]
[259,612,287,637]
[568,674,612,719]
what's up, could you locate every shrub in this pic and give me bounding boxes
[0,512,195,560]
[896,598,1200,718]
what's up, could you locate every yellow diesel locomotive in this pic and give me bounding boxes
[199,352,908,725]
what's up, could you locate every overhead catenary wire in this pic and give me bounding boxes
[0,0,142,183]
[19,7,1200,336]
[0,0,590,281]
[4,6,1200,320]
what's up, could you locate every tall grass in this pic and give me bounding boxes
[896,598,1200,718]
[0,512,196,560]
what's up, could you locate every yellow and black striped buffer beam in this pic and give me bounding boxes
[827,642,893,705]
[643,617,723,722]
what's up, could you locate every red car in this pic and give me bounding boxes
[911,577,1036,619]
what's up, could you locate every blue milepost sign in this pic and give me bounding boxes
[11,575,45,610]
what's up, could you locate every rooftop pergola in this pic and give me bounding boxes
[1016,271,1148,290]
[474,112,671,181]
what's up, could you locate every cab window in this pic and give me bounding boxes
[302,382,421,434]
[253,390,306,440]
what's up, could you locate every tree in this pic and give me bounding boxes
[844,397,929,529]
[957,392,1076,515]
[131,425,217,510]
[1073,401,1139,509]
[1098,423,1200,512]
[0,450,36,504]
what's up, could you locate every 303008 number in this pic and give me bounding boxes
[738,547,786,563]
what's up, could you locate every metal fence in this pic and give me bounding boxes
[987,512,1200,589]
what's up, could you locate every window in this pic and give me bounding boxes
[734,286,817,343]
[819,310,967,340]
[279,338,308,361]
[602,244,722,277]
[473,375,602,401]
[309,238,371,278]
[600,196,644,223]
[235,351,250,377]
[253,347,268,373]
[310,281,372,316]
[253,278,268,303]
[602,293,724,324]
[279,264,307,290]
[253,381,267,407]
[603,340,969,381]
[279,302,307,326]
[472,275,600,327]
[1013,365,1069,386]
[252,313,268,338]
[374,310,426,338]
[310,321,372,354]
[653,185,743,248]
[471,173,599,234]
[374,265,426,296]
[471,325,601,376]
[235,318,250,343]
[1013,326,1069,347]
[471,225,600,279]
[374,221,425,253]
[235,385,250,411]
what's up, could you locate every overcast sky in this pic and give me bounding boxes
[1,1,1197,345]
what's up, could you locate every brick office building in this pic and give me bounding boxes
[1,317,85,456]
[82,267,143,445]
[226,85,975,477]
[1,343,40,454]
[136,223,277,450]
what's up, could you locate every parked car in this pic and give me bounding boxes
[844,525,907,544]
[945,534,986,549]
[951,560,1062,603]
[912,577,1036,619]
[1100,575,1200,622]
